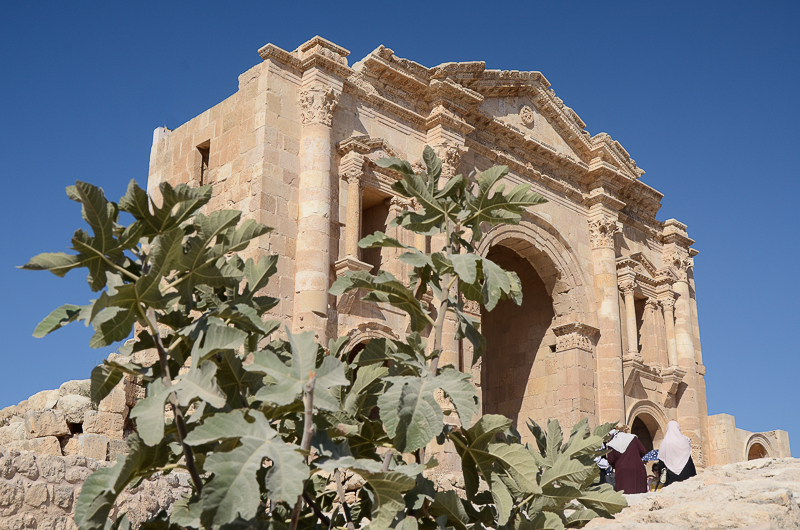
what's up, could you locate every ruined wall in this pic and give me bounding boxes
[0,445,190,530]
[707,413,792,466]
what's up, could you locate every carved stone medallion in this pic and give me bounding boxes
[520,105,535,127]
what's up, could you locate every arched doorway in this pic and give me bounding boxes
[748,443,768,460]
[481,245,555,429]
[627,401,668,453]
[631,417,655,452]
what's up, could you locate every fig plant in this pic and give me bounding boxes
[23,146,625,529]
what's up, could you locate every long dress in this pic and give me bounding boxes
[661,456,697,487]
[606,437,648,494]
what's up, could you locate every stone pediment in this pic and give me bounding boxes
[336,135,399,162]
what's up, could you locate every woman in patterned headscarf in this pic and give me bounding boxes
[657,420,697,487]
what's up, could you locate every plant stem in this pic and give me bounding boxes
[83,244,140,282]
[143,308,203,495]
[334,469,356,530]
[381,450,393,472]
[289,373,316,530]
[303,492,331,526]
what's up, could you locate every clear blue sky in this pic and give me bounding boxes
[1,2,797,456]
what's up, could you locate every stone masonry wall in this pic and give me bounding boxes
[0,445,190,529]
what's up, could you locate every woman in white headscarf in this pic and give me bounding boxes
[657,420,697,487]
[606,426,648,493]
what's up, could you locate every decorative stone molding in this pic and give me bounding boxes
[588,217,619,249]
[435,142,468,178]
[341,167,365,189]
[299,85,338,126]
[661,365,687,396]
[334,256,371,278]
[645,298,660,311]
[388,195,410,214]
[520,105,535,127]
[659,296,676,311]
[552,322,598,352]
[618,279,636,295]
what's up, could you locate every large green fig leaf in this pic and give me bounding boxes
[184,410,308,526]
[247,329,347,411]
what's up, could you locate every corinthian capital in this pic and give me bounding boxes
[341,168,365,188]
[299,85,338,126]
[618,279,636,295]
[588,217,619,249]
[435,142,468,178]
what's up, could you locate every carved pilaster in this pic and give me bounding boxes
[618,277,640,358]
[588,217,619,249]
[299,85,338,126]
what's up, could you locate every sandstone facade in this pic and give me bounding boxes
[145,35,789,468]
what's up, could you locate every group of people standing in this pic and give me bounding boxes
[596,420,697,494]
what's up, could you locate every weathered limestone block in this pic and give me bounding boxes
[61,437,78,457]
[0,453,16,479]
[98,388,128,416]
[55,395,92,424]
[52,484,73,511]
[0,478,24,516]
[64,455,86,467]
[38,515,76,530]
[83,411,124,439]
[23,481,48,506]
[76,434,108,461]
[26,390,60,411]
[65,466,90,484]
[0,514,38,530]
[39,455,66,483]
[24,410,69,438]
[11,453,38,480]
[0,406,16,425]
[108,439,129,461]
[58,379,91,398]
[7,437,62,456]
[0,423,26,445]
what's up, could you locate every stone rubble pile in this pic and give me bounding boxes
[0,354,143,463]
[586,457,800,530]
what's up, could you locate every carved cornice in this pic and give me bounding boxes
[552,322,599,353]
[259,36,352,79]
[299,85,338,126]
[588,217,619,249]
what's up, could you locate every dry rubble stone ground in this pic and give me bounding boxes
[586,457,800,530]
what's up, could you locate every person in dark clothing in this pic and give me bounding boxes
[657,421,697,487]
[605,427,648,494]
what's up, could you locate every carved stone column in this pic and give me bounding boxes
[660,294,679,367]
[619,278,640,359]
[553,322,600,431]
[588,216,625,425]
[672,256,703,464]
[644,298,662,367]
[385,196,408,278]
[344,168,364,259]
[293,83,338,339]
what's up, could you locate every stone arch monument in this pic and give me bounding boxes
[140,35,790,466]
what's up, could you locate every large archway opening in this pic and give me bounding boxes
[481,245,555,430]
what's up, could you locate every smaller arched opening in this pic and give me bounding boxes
[745,434,774,461]
[627,400,669,453]
[748,443,768,460]
[631,417,655,452]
